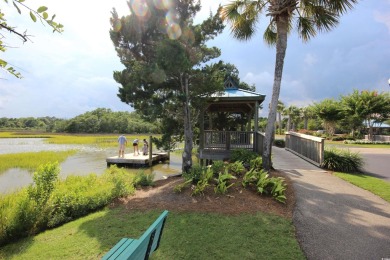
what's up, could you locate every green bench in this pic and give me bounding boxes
[102,210,169,260]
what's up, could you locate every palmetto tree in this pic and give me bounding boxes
[277,100,285,134]
[221,0,358,171]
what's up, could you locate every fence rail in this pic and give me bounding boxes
[285,131,325,166]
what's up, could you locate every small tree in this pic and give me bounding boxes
[1,0,63,78]
[313,99,343,136]
[110,1,225,172]
[341,90,390,140]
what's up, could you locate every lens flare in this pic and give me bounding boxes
[112,19,122,32]
[156,17,168,33]
[165,10,178,25]
[153,0,173,9]
[167,23,182,40]
[131,0,150,18]
[181,27,195,44]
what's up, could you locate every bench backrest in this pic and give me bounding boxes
[116,210,169,260]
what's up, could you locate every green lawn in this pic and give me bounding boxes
[0,208,304,260]
[334,172,390,202]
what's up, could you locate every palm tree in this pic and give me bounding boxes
[277,100,285,134]
[284,105,300,131]
[221,0,358,171]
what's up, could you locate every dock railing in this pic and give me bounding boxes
[285,131,325,166]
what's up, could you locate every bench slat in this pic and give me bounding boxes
[102,210,169,260]
[102,238,136,260]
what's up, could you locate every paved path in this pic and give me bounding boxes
[272,147,390,260]
[347,147,390,181]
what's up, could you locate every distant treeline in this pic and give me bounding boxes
[0,108,160,134]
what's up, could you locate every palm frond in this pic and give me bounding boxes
[263,21,277,46]
[297,17,316,42]
[221,0,265,41]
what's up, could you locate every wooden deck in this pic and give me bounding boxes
[106,152,169,167]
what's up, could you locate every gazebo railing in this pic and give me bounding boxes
[204,130,254,150]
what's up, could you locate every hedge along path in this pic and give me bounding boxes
[0,150,77,173]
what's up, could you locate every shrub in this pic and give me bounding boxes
[134,171,155,187]
[0,164,136,246]
[210,160,226,176]
[230,149,258,164]
[183,165,206,183]
[249,157,263,171]
[273,139,285,148]
[321,147,363,172]
[214,169,236,194]
[331,135,347,141]
[242,168,287,203]
[191,168,213,196]
[228,161,245,176]
[344,140,390,145]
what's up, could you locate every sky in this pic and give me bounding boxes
[1,0,390,119]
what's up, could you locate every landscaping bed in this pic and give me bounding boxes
[111,170,295,219]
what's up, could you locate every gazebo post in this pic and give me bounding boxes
[199,107,205,166]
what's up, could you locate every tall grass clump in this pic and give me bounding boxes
[0,150,77,173]
[321,147,363,172]
[0,164,136,246]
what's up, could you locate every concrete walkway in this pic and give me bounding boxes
[272,146,390,260]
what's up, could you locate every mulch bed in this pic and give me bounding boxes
[111,170,295,218]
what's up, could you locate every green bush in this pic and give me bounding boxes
[191,168,213,196]
[230,149,258,164]
[249,157,263,171]
[210,161,226,176]
[242,168,287,203]
[228,161,245,176]
[273,139,285,148]
[183,165,206,183]
[0,164,136,246]
[344,140,390,145]
[134,171,155,187]
[214,169,236,194]
[321,147,363,172]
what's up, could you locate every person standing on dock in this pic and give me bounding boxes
[133,138,139,156]
[142,139,148,155]
[118,134,127,158]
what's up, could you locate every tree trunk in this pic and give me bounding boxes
[182,73,193,173]
[262,15,289,171]
[304,118,308,130]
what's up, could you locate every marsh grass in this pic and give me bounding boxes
[0,131,156,148]
[334,172,390,202]
[0,151,77,173]
[0,165,136,246]
[0,209,304,260]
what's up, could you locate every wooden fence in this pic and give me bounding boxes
[285,131,325,166]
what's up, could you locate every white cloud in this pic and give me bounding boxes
[304,53,317,66]
[374,10,390,33]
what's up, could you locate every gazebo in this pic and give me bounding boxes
[198,77,266,163]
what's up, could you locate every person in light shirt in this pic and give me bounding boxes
[118,134,127,158]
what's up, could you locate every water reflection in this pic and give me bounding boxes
[0,138,183,194]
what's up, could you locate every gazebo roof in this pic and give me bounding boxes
[205,77,266,113]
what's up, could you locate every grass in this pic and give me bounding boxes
[0,208,304,260]
[0,150,77,173]
[334,172,390,203]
